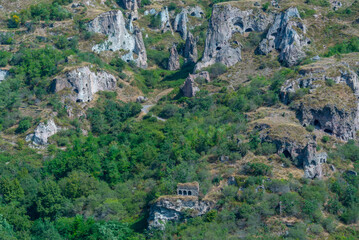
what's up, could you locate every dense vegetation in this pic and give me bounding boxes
[0,0,358,239]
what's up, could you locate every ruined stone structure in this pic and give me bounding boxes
[177,182,199,196]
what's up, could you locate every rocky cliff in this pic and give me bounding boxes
[0,69,8,83]
[168,45,180,70]
[184,32,198,64]
[148,196,212,230]
[259,7,310,66]
[195,3,273,71]
[26,119,58,146]
[87,10,147,68]
[173,9,188,40]
[52,66,117,103]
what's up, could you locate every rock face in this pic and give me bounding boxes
[87,10,147,68]
[181,74,200,97]
[158,7,173,33]
[174,9,188,39]
[52,67,117,103]
[195,4,273,71]
[304,142,327,179]
[281,54,359,141]
[184,32,198,64]
[168,45,180,70]
[26,119,58,145]
[121,0,140,19]
[148,196,212,230]
[259,7,310,66]
[187,6,204,18]
[0,69,9,83]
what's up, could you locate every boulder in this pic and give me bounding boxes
[0,69,9,83]
[87,10,147,68]
[181,74,200,97]
[195,4,273,71]
[168,45,180,71]
[136,96,148,103]
[173,9,188,39]
[52,66,117,103]
[259,7,311,66]
[148,196,212,230]
[26,119,58,145]
[330,0,342,11]
[184,32,198,64]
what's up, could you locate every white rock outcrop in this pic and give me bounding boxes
[195,4,273,71]
[173,9,188,39]
[52,66,117,103]
[0,69,9,83]
[87,10,147,68]
[26,119,58,145]
[259,7,311,66]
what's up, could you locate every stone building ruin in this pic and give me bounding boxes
[177,182,199,196]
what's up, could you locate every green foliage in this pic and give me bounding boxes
[306,0,330,7]
[306,125,315,132]
[203,63,227,79]
[36,180,65,219]
[0,51,12,67]
[245,162,272,176]
[0,32,15,45]
[25,3,72,21]
[150,14,162,29]
[0,215,16,240]
[7,14,20,28]
[15,117,32,134]
[262,2,270,11]
[141,0,151,7]
[158,104,180,119]
[324,38,359,57]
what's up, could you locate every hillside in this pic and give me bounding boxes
[0,0,359,239]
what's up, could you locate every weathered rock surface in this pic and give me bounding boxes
[121,0,141,19]
[148,196,212,230]
[173,9,188,39]
[52,66,117,103]
[252,110,327,179]
[181,74,200,97]
[187,6,204,18]
[136,96,148,103]
[184,32,198,64]
[259,7,311,66]
[87,10,147,68]
[26,119,58,145]
[168,45,180,70]
[304,142,327,179]
[157,7,173,33]
[0,69,9,83]
[281,54,359,141]
[195,4,273,71]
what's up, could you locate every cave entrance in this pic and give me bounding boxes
[324,129,333,134]
[314,120,321,129]
[179,190,182,195]
[283,150,292,160]
[188,191,192,196]
[183,190,187,196]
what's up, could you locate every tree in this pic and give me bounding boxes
[36,180,66,219]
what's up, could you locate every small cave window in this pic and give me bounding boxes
[233,19,244,29]
[245,28,253,32]
[74,89,79,94]
[188,191,192,196]
[314,120,321,129]
[179,190,182,195]
[216,47,222,51]
[76,99,82,103]
[324,129,333,134]
[311,160,317,166]
[283,150,292,159]
[183,190,187,196]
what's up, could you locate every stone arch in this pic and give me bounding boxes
[183,190,187,195]
[179,190,182,195]
[188,191,192,196]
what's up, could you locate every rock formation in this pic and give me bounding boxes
[281,54,359,141]
[195,4,273,71]
[26,119,58,145]
[304,142,327,179]
[168,45,180,71]
[52,66,117,103]
[259,7,311,66]
[121,0,141,20]
[184,32,198,64]
[157,7,173,33]
[87,10,147,68]
[181,74,200,97]
[174,9,188,39]
[187,6,204,18]
[0,69,9,83]
[148,196,212,230]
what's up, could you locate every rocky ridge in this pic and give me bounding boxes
[26,119,58,146]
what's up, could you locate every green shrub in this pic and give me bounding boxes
[326,78,335,86]
[322,136,330,143]
[262,2,270,11]
[15,117,32,134]
[150,14,162,29]
[158,104,180,119]
[310,223,324,235]
[204,63,227,79]
[306,125,315,132]
[0,51,12,67]
[245,162,272,176]
[306,0,330,7]
[8,14,20,28]
[325,38,359,57]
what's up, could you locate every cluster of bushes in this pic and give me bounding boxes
[324,38,359,57]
